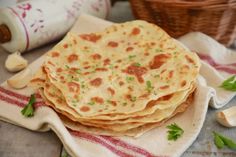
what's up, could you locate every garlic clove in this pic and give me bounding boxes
[216,106,236,127]
[5,51,28,72]
[7,67,32,89]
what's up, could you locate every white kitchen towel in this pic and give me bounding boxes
[0,14,236,157]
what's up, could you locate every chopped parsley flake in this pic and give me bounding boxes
[65,65,70,69]
[67,75,73,82]
[155,48,163,52]
[146,80,153,92]
[126,76,135,82]
[130,96,136,102]
[122,102,127,106]
[81,81,85,88]
[73,77,80,81]
[166,123,184,141]
[154,74,160,78]
[128,55,136,60]
[154,91,157,95]
[71,100,78,103]
[21,94,36,117]
[109,64,114,69]
[134,63,141,67]
[88,101,95,105]
[76,69,81,74]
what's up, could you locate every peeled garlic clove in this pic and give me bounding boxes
[7,68,32,89]
[5,51,28,72]
[216,106,236,127]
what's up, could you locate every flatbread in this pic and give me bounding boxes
[42,20,200,117]
[61,93,193,137]
[30,20,200,137]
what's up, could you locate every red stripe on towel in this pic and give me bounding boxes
[70,130,135,157]
[0,91,44,108]
[0,86,42,101]
[197,53,236,74]
[101,136,156,157]
[0,92,25,107]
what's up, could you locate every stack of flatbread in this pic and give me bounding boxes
[30,20,200,137]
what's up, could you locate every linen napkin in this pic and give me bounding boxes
[0,14,236,157]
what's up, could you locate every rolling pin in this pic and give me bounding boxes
[0,0,110,53]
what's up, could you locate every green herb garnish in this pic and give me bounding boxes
[65,65,70,69]
[126,76,135,82]
[166,123,184,141]
[134,63,141,67]
[128,55,136,60]
[21,94,36,117]
[72,77,80,81]
[81,81,85,88]
[155,48,163,52]
[154,74,160,78]
[213,131,236,150]
[76,69,81,74]
[130,96,136,102]
[109,64,114,69]
[146,80,153,92]
[220,75,236,91]
[88,101,95,105]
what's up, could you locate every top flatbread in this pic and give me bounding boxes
[41,20,200,117]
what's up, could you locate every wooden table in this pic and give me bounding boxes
[1,1,236,157]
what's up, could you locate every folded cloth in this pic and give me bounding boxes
[0,14,235,157]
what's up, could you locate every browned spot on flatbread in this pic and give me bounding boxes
[160,85,169,90]
[67,54,78,63]
[80,106,90,112]
[63,44,68,48]
[185,55,195,64]
[90,78,102,87]
[47,61,55,66]
[103,58,110,66]
[108,41,118,47]
[119,81,124,86]
[123,64,147,83]
[131,27,140,35]
[107,87,115,95]
[109,101,117,107]
[168,70,174,79]
[91,97,104,104]
[91,54,101,60]
[80,34,101,43]
[95,68,108,72]
[149,54,171,69]
[181,80,187,87]
[51,52,60,57]
[126,47,133,52]
[68,82,80,93]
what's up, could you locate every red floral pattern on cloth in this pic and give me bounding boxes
[7,0,109,51]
